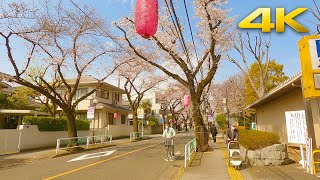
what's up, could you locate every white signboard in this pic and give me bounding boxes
[285,110,307,144]
[308,39,320,70]
[87,106,95,119]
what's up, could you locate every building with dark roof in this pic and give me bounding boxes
[246,72,320,149]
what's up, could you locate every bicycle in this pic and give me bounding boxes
[164,138,175,161]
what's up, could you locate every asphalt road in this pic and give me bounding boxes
[0,133,194,180]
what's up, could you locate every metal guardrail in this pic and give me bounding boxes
[184,138,196,168]
[56,135,112,155]
[130,132,149,141]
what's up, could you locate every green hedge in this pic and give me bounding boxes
[238,130,280,150]
[22,116,90,131]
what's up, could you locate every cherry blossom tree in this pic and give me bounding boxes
[118,60,166,132]
[114,0,234,151]
[211,74,245,115]
[157,83,187,129]
[0,1,120,138]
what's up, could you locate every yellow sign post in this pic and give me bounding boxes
[298,35,320,151]
[298,35,320,98]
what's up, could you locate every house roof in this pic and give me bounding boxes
[246,72,302,109]
[0,72,13,81]
[62,76,125,93]
[96,102,131,112]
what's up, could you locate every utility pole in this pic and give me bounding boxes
[223,87,230,128]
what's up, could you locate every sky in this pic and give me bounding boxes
[0,0,318,84]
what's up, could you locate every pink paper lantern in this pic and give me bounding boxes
[114,113,118,119]
[184,95,190,107]
[135,0,158,38]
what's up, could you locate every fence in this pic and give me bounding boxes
[184,138,196,168]
[56,135,112,155]
[0,130,21,155]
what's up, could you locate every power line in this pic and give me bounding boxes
[163,0,190,65]
[69,0,123,50]
[167,0,194,71]
[183,0,199,62]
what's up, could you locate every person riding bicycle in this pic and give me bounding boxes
[163,123,176,161]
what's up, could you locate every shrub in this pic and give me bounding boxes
[238,130,280,150]
[22,116,90,131]
[216,113,227,129]
[148,116,159,126]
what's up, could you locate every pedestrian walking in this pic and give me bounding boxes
[226,125,238,144]
[210,124,218,143]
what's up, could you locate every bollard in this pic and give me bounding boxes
[56,139,60,155]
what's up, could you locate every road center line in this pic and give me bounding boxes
[43,142,162,180]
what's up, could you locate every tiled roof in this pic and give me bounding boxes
[97,102,131,112]
[246,72,302,109]
[62,75,125,93]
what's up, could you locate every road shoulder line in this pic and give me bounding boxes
[43,142,161,180]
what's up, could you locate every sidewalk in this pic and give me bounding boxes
[0,134,162,170]
[181,137,319,180]
[181,137,249,180]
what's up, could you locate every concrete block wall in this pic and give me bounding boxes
[240,144,291,166]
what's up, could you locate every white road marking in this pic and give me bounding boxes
[68,150,116,162]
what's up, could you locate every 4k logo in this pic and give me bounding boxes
[239,8,309,33]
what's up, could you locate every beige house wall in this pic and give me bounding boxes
[255,88,304,144]
[90,109,129,128]
[255,88,320,148]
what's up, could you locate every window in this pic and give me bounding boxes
[73,88,88,100]
[100,91,109,99]
[80,88,88,97]
[78,113,87,120]
[121,115,126,125]
[115,93,120,101]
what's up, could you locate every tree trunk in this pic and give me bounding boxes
[66,111,78,138]
[133,111,138,132]
[190,93,209,152]
[185,120,188,132]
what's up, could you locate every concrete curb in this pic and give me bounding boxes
[171,164,184,180]
[172,151,198,180]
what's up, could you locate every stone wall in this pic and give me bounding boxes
[240,144,292,166]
